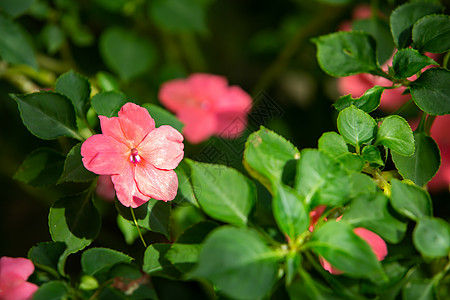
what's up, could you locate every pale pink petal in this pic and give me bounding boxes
[139,125,184,170]
[428,146,450,192]
[99,116,130,147]
[188,73,229,105]
[215,112,248,139]
[319,256,344,275]
[111,163,150,208]
[158,79,196,112]
[430,115,450,148]
[178,107,217,143]
[0,257,34,280]
[1,281,38,300]
[81,134,129,175]
[338,74,372,99]
[134,160,178,201]
[96,175,116,201]
[118,102,155,146]
[354,227,388,261]
[214,86,252,113]
[308,205,327,232]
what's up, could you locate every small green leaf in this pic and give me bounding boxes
[91,91,127,118]
[14,148,65,186]
[410,67,450,115]
[412,14,450,53]
[11,92,79,140]
[392,132,440,187]
[390,2,443,49]
[244,127,300,192]
[312,31,379,77]
[402,278,435,300]
[362,145,384,166]
[390,179,432,221]
[28,242,66,277]
[116,214,141,245]
[175,220,218,244]
[81,248,133,276]
[392,48,437,79]
[143,243,181,278]
[188,160,255,226]
[375,115,415,156]
[0,0,35,17]
[191,226,279,300]
[40,24,65,54]
[349,173,378,199]
[413,217,450,258]
[32,281,68,300]
[143,103,184,133]
[174,162,199,207]
[55,70,91,118]
[166,243,202,273]
[337,105,377,147]
[318,132,348,157]
[273,183,309,240]
[334,86,384,113]
[99,27,157,81]
[96,71,120,92]
[335,153,365,173]
[58,143,96,183]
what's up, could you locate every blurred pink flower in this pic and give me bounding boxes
[0,257,38,300]
[428,115,450,192]
[158,73,252,143]
[96,175,115,201]
[81,102,184,207]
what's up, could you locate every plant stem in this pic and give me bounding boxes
[130,207,147,248]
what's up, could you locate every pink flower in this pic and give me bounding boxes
[428,115,450,192]
[81,102,184,208]
[96,175,116,201]
[0,257,38,300]
[158,73,252,143]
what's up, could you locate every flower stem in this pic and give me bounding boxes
[130,207,147,248]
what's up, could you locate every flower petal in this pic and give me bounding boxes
[134,160,178,201]
[0,257,34,280]
[158,79,195,112]
[81,134,129,175]
[319,256,344,275]
[214,86,252,113]
[1,281,38,300]
[188,73,228,104]
[111,163,150,208]
[354,227,388,261]
[99,115,130,147]
[177,107,217,143]
[139,125,184,170]
[118,102,155,146]
[215,112,248,139]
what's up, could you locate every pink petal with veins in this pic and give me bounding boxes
[134,160,178,201]
[118,103,155,145]
[111,163,149,208]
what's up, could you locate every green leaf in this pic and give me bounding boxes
[191,226,279,300]
[349,173,378,199]
[390,179,432,221]
[310,220,387,283]
[40,24,65,54]
[334,86,384,113]
[392,132,440,187]
[273,183,309,240]
[28,242,66,277]
[0,14,37,68]
[58,143,96,183]
[188,160,255,226]
[49,191,101,274]
[116,214,141,245]
[342,193,407,244]
[402,279,435,300]
[295,149,351,208]
[362,145,384,166]
[13,148,65,186]
[413,217,450,258]
[143,243,181,278]
[375,115,415,156]
[99,27,157,81]
[312,31,379,77]
[32,281,68,300]
[174,162,199,207]
[11,92,80,140]
[392,48,437,79]
[390,2,443,49]
[55,70,91,118]
[410,67,450,115]
[244,127,300,192]
[166,243,202,273]
[81,248,133,276]
[95,71,120,92]
[91,91,127,118]
[142,103,184,133]
[0,0,35,17]
[176,220,218,244]
[335,153,365,173]
[116,199,171,238]
[337,105,377,147]
[412,14,450,53]
[318,132,348,157]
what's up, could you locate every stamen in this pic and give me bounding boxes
[129,148,141,163]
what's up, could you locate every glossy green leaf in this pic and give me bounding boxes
[91,91,127,118]
[334,86,384,113]
[143,103,184,133]
[99,27,157,81]
[392,132,440,187]
[116,214,140,245]
[11,92,80,140]
[244,127,300,192]
[143,243,181,278]
[413,217,450,258]
[337,105,377,147]
[58,143,96,183]
[32,281,68,300]
[410,67,450,115]
[55,70,91,117]
[362,145,384,166]
[390,179,432,221]
[295,149,351,208]
[188,160,255,226]
[191,226,279,300]
[412,14,450,53]
[390,2,443,49]
[0,0,35,17]
[318,131,348,157]
[28,242,66,277]
[376,115,415,156]
[392,48,437,79]
[174,162,198,207]
[166,243,202,273]
[273,183,309,240]
[0,14,37,68]
[343,193,407,243]
[402,279,435,300]
[310,220,387,283]
[14,148,65,186]
[312,31,379,77]
[81,248,132,276]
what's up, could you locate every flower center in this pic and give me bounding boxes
[129,148,141,164]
